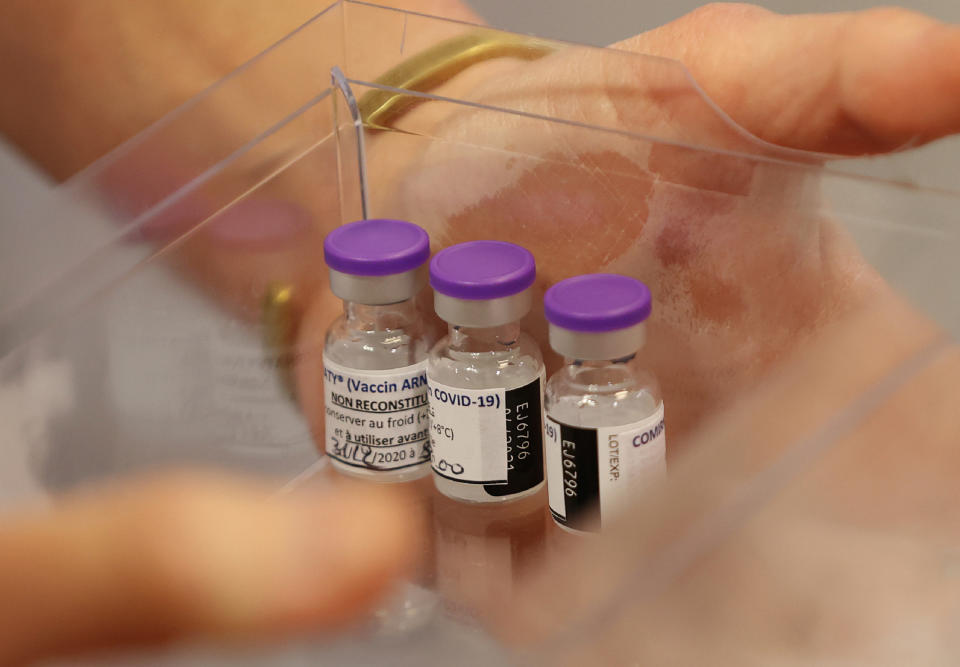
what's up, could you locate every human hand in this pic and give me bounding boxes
[14,2,951,452]
[336,4,960,445]
[4,3,956,447]
[0,473,422,665]
[501,298,959,665]
[296,7,960,660]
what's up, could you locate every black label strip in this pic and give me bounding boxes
[556,422,600,530]
[484,376,545,496]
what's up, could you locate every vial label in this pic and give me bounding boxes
[322,355,431,472]
[544,403,665,531]
[427,372,545,493]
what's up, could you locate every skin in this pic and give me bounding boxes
[0,474,424,664]
[0,0,958,664]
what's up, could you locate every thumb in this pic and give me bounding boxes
[628,4,960,154]
[0,472,422,665]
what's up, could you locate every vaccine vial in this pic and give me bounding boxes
[322,219,434,482]
[427,240,546,503]
[543,274,665,532]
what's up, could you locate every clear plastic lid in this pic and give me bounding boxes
[0,2,957,664]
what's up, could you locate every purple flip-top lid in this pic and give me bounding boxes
[430,240,536,300]
[324,219,430,276]
[544,273,652,332]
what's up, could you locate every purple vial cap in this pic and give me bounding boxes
[544,273,652,332]
[323,219,430,276]
[430,241,536,300]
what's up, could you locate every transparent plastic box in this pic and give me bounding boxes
[1,1,958,664]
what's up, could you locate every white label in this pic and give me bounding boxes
[598,404,666,523]
[545,403,665,530]
[322,356,431,472]
[426,381,508,484]
[427,372,546,489]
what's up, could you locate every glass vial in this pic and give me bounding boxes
[322,219,434,482]
[543,274,665,532]
[427,240,546,503]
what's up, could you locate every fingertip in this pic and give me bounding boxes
[840,9,960,148]
[0,472,427,664]
[126,474,425,635]
[624,4,960,154]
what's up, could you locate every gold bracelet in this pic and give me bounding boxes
[358,30,556,130]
